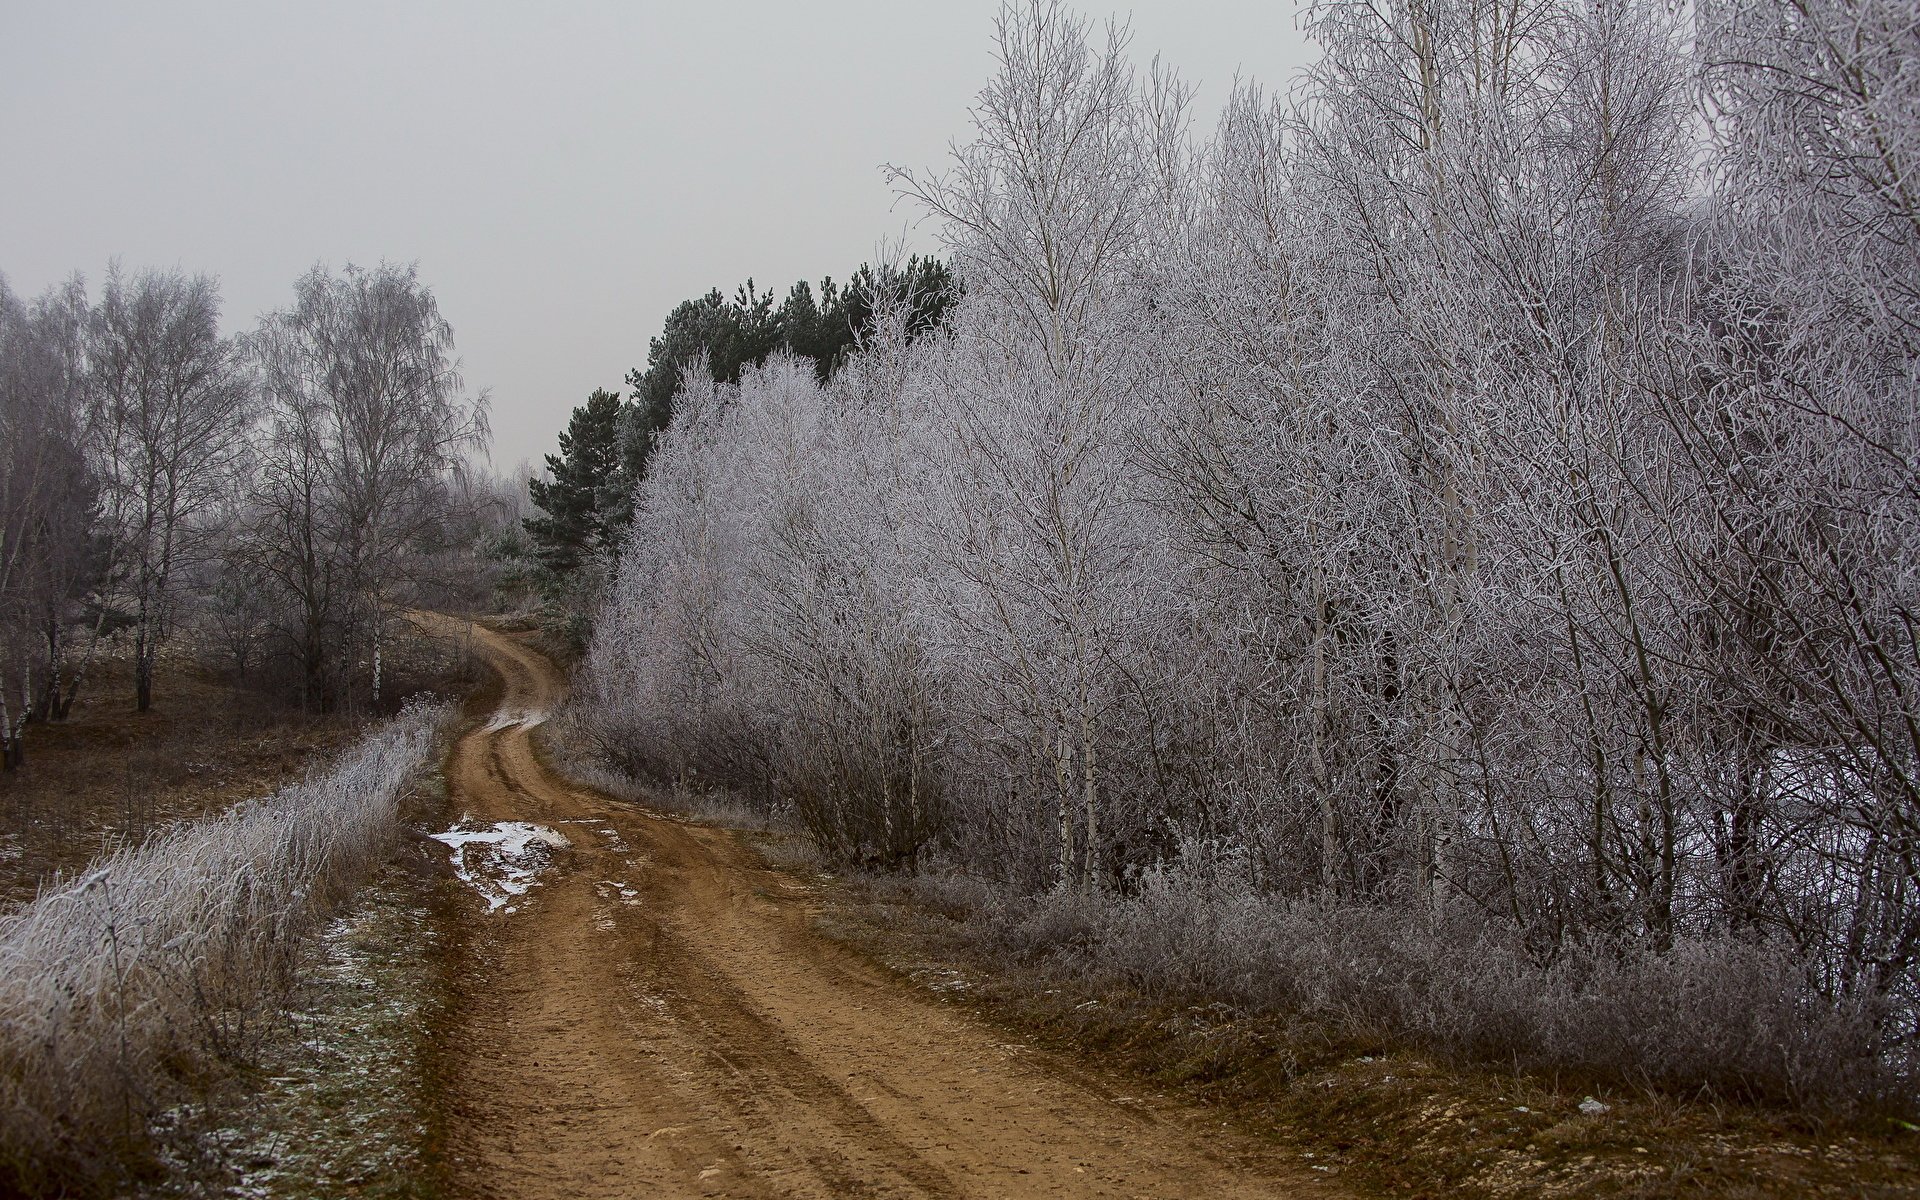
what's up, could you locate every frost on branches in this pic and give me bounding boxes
[577,0,1920,1102]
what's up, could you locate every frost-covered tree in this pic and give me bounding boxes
[86,266,251,712]
[890,0,1165,889]
[244,262,487,711]
[0,276,96,767]
[576,0,1920,1086]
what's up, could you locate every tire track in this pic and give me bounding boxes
[418,614,1334,1199]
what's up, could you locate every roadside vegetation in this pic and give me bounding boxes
[554,0,1920,1157]
[0,245,499,1192]
[0,702,444,1196]
[836,871,1920,1198]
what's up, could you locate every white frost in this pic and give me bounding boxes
[594,879,641,906]
[597,826,630,854]
[481,709,549,733]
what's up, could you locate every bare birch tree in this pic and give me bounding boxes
[86,266,251,712]
[245,262,487,711]
[0,276,98,768]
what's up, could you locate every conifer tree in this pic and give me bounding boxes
[524,388,629,578]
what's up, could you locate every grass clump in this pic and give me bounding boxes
[0,701,446,1197]
[926,862,1898,1112]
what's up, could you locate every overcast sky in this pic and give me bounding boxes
[2,2,1314,469]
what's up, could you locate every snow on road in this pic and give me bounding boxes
[430,819,570,912]
[482,709,549,733]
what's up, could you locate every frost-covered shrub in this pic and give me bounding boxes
[0,701,444,1196]
[949,860,1898,1108]
[577,0,1920,1098]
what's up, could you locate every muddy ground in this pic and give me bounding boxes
[422,615,1339,1199]
[15,618,1915,1198]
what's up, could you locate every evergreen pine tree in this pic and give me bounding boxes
[524,388,629,578]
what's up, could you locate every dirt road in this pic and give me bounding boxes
[427,617,1330,1199]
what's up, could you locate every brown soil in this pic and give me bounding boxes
[427,615,1338,1199]
[828,918,1920,1200]
[0,627,476,908]
[0,654,360,906]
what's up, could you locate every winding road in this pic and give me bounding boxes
[423,615,1328,1199]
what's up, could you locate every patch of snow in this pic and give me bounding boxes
[481,708,549,733]
[429,820,569,911]
[1579,1097,1611,1116]
[597,826,630,853]
[594,880,642,907]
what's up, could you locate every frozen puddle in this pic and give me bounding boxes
[430,819,570,912]
[482,708,549,733]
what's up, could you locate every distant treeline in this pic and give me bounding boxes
[507,256,956,642]
[0,260,493,763]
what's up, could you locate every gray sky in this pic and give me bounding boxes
[2,1,1314,470]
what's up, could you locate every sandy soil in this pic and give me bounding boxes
[424,615,1337,1200]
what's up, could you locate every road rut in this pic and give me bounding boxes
[425,616,1330,1199]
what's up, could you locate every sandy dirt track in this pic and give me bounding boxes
[424,616,1333,1200]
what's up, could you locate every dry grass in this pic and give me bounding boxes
[0,699,448,1197]
[821,873,1920,1199]
[950,874,1895,1108]
[0,625,477,909]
